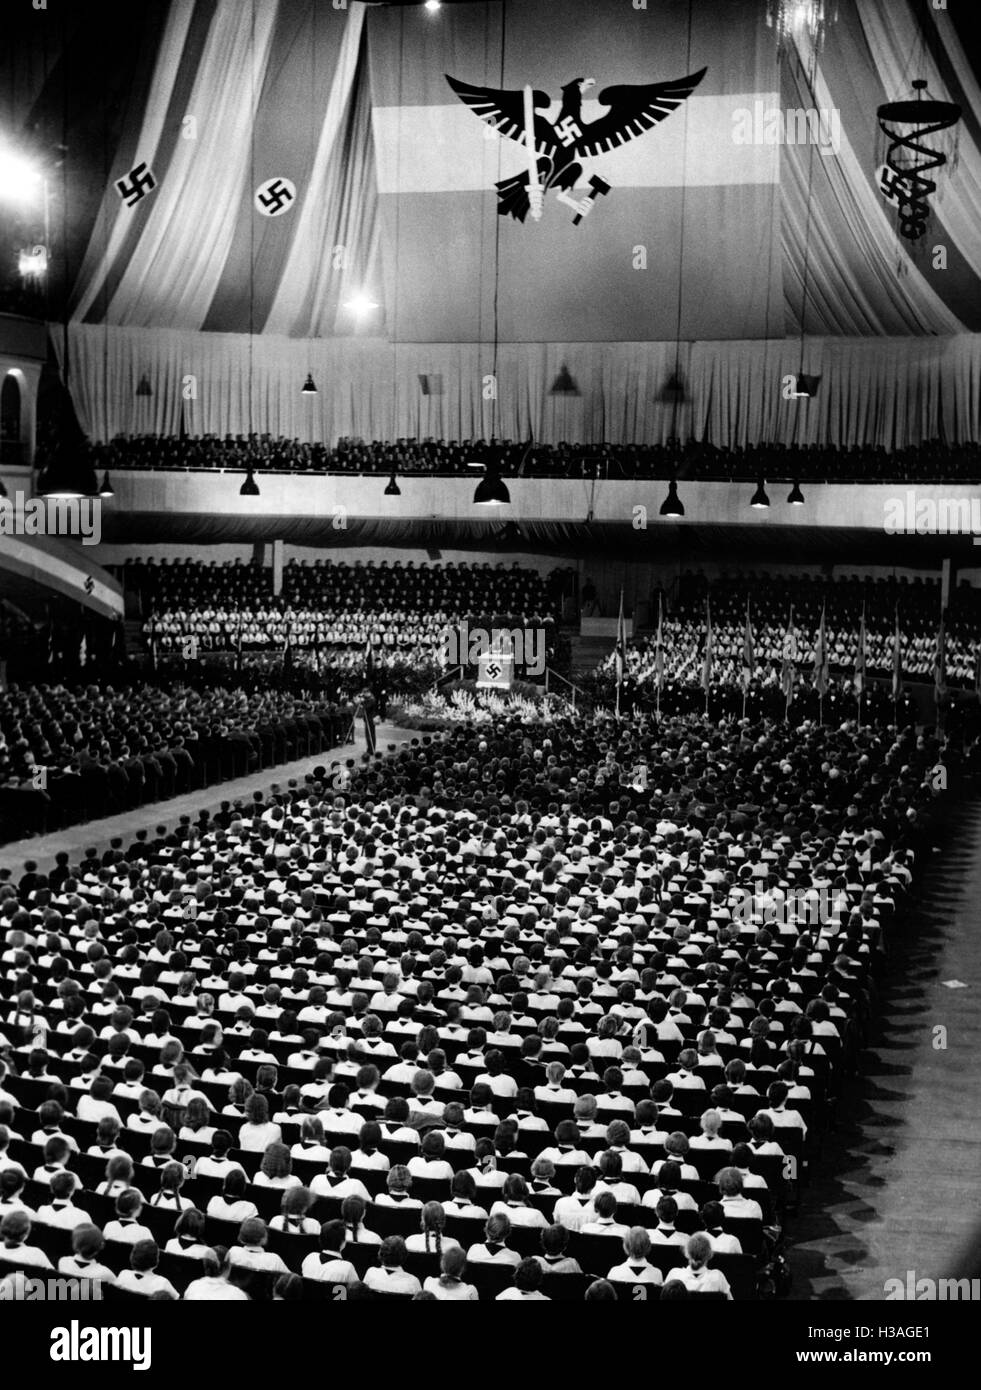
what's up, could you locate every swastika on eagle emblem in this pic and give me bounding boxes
[115,162,157,207]
[446,67,707,225]
[254,177,297,217]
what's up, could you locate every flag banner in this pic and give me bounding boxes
[701,598,714,693]
[934,621,948,708]
[780,606,797,702]
[364,637,375,682]
[72,0,375,337]
[59,0,981,345]
[892,610,903,702]
[363,708,377,755]
[614,591,627,688]
[741,599,755,690]
[813,604,829,697]
[654,595,665,691]
[853,610,867,696]
[366,0,781,342]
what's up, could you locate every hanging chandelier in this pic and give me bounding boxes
[766,0,838,55]
[767,0,833,54]
[876,80,962,244]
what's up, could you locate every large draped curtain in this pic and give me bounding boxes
[70,0,377,337]
[55,0,981,452]
[59,322,981,448]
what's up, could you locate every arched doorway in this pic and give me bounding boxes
[0,374,22,466]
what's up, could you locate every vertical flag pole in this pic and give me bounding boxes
[855,605,863,730]
[741,597,747,722]
[815,600,827,727]
[655,592,663,722]
[783,604,794,724]
[892,603,901,728]
[741,595,752,722]
[615,587,625,720]
[703,595,712,719]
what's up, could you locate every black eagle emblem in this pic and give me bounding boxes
[446,68,707,223]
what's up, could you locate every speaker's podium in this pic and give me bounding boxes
[476,646,515,691]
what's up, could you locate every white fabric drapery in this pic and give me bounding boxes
[71,0,199,325]
[860,0,981,287]
[59,322,981,449]
[100,0,279,329]
[781,26,965,336]
[263,3,372,336]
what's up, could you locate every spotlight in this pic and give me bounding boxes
[38,458,96,498]
[239,469,260,497]
[98,472,114,498]
[17,245,47,278]
[473,471,510,506]
[301,373,317,394]
[384,475,401,497]
[750,479,770,509]
[787,480,805,505]
[40,481,85,499]
[424,1,441,11]
[344,292,379,318]
[0,148,42,206]
[659,479,685,517]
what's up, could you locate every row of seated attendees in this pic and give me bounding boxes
[0,610,124,687]
[0,682,352,840]
[603,571,981,690]
[120,559,568,665]
[79,433,980,482]
[0,707,952,1301]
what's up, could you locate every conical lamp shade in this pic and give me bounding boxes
[659,480,684,517]
[657,370,687,403]
[473,472,511,505]
[549,364,580,396]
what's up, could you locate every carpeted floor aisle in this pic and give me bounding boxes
[790,799,981,1299]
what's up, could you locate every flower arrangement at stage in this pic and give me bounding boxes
[392,686,568,731]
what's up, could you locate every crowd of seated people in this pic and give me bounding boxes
[0,682,351,841]
[0,707,952,1301]
[120,559,569,673]
[81,432,981,484]
[601,572,981,702]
